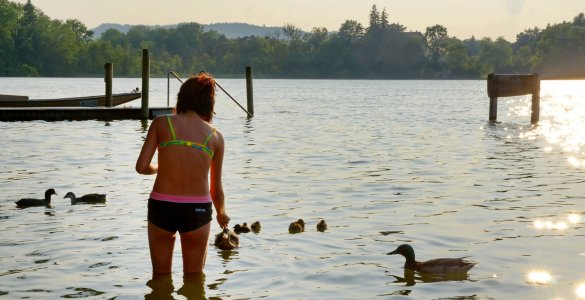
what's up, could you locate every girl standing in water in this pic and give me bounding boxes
[136,73,230,276]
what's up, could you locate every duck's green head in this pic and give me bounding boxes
[387,244,416,262]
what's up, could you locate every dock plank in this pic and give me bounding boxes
[0,107,173,121]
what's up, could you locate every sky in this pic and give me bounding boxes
[13,0,585,41]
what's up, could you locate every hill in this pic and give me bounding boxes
[91,22,287,39]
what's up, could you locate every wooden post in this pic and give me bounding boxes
[489,97,498,121]
[487,73,540,125]
[104,63,113,107]
[245,66,254,117]
[487,73,497,121]
[531,75,540,125]
[141,49,150,119]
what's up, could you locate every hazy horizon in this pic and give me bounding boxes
[12,0,585,41]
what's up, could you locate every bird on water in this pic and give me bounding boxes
[214,228,239,250]
[288,219,305,234]
[63,192,106,205]
[15,188,57,207]
[316,219,328,232]
[250,221,261,233]
[233,223,251,234]
[387,244,476,274]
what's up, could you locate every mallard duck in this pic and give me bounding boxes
[15,188,56,207]
[316,219,327,232]
[63,192,106,205]
[250,221,261,233]
[288,219,305,234]
[233,223,251,234]
[214,228,239,250]
[387,244,476,274]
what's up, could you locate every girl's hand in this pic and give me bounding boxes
[216,212,230,229]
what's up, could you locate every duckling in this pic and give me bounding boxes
[250,221,261,233]
[214,228,239,250]
[233,223,251,234]
[387,244,476,274]
[288,219,305,234]
[15,188,56,207]
[296,219,305,230]
[63,192,106,205]
[316,219,327,232]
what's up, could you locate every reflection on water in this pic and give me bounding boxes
[388,269,471,286]
[533,213,582,230]
[577,283,585,299]
[527,270,553,285]
[569,213,582,224]
[516,80,585,168]
[145,273,207,300]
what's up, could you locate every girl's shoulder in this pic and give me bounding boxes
[152,114,171,125]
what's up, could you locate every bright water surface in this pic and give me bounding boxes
[0,78,584,299]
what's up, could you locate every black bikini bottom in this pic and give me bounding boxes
[147,199,212,233]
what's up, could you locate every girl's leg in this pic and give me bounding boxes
[179,222,211,274]
[148,221,176,275]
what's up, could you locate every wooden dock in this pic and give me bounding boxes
[0,49,254,122]
[0,107,172,121]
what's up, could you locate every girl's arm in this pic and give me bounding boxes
[210,130,229,228]
[135,118,160,175]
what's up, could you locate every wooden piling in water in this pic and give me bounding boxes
[487,73,540,125]
[141,49,150,119]
[104,63,113,107]
[246,66,254,117]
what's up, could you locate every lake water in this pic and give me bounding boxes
[1,77,584,299]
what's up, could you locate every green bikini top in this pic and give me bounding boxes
[159,115,216,158]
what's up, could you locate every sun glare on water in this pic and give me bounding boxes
[517,80,585,168]
[577,283,585,299]
[527,270,553,284]
[533,213,581,230]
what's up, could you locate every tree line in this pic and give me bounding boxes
[1,0,584,79]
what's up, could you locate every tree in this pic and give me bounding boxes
[380,8,389,30]
[64,19,93,44]
[531,19,585,78]
[101,28,128,48]
[305,27,328,51]
[424,24,449,75]
[513,27,540,52]
[443,38,474,77]
[574,12,585,26]
[0,0,20,75]
[282,23,304,43]
[13,0,38,75]
[367,5,380,34]
[387,23,407,33]
[338,20,364,43]
[425,24,448,58]
[478,37,513,75]
[464,36,480,56]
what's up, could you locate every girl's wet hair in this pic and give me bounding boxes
[176,73,216,121]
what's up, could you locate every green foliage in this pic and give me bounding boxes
[0,1,584,79]
[0,0,20,75]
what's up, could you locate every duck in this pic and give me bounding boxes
[288,219,305,234]
[250,221,261,233]
[15,188,56,207]
[316,219,328,232]
[387,244,476,274]
[63,192,106,205]
[233,223,251,234]
[214,228,239,250]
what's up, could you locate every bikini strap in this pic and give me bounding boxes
[166,115,177,140]
[203,128,216,146]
